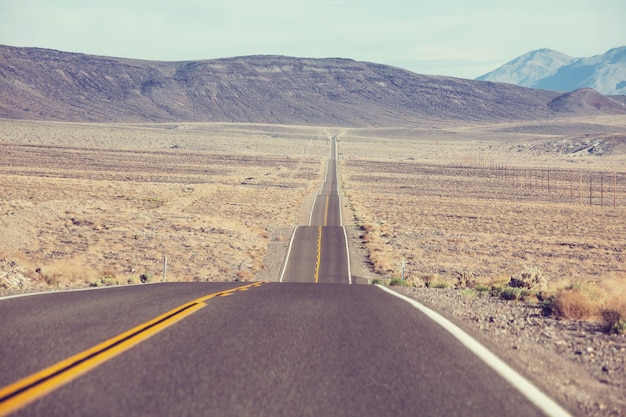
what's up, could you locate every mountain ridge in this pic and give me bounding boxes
[1,44,625,126]
[477,47,626,95]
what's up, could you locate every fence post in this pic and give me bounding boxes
[589,172,593,206]
[615,172,618,210]
[580,171,583,206]
[163,256,167,282]
[601,172,604,208]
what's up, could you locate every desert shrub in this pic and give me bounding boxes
[41,272,62,287]
[609,320,626,335]
[454,270,477,289]
[459,288,478,297]
[371,279,383,285]
[475,284,490,295]
[368,251,397,275]
[389,278,403,286]
[508,266,547,291]
[90,275,118,287]
[601,310,626,334]
[540,295,557,316]
[489,286,503,298]
[500,288,519,301]
[359,222,399,275]
[600,295,626,334]
[427,281,449,289]
[553,289,598,321]
[500,287,530,301]
[420,274,436,287]
[508,277,530,289]
[491,268,546,302]
[402,276,422,288]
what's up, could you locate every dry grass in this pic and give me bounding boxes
[3,115,626,324]
[0,120,332,293]
[551,277,626,332]
[553,289,599,321]
[338,115,626,326]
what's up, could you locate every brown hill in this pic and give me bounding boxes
[548,88,626,114]
[1,45,625,126]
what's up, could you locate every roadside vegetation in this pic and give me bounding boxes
[339,118,626,334]
[0,121,329,294]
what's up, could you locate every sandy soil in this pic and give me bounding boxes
[337,117,626,288]
[335,115,626,416]
[2,117,625,415]
[0,120,334,291]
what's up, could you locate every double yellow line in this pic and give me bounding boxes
[314,195,330,283]
[314,226,323,283]
[0,282,264,416]
[323,195,329,227]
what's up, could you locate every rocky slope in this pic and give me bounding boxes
[2,44,625,126]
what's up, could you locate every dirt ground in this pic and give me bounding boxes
[335,115,626,416]
[0,120,333,291]
[2,116,624,302]
[338,117,626,291]
[1,116,625,415]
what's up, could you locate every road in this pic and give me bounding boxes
[1,282,564,417]
[280,135,351,284]
[0,134,572,416]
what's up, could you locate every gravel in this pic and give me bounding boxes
[394,286,626,417]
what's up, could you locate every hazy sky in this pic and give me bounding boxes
[1,0,624,79]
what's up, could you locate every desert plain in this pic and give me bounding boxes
[1,116,625,306]
[1,116,626,415]
[0,120,331,290]
[339,116,626,312]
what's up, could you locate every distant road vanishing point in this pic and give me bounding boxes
[279,134,351,284]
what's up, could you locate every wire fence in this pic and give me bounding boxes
[416,158,626,209]
[487,166,622,209]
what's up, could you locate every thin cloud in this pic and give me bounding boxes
[0,0,623,78]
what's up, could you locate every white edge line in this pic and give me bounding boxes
[0,281,161,301]
[334,137,342,227]
[337,179,342,227]
[336,135,350,284]
[279,226,299,282]
[375,285,574,417]
[308,194,318,227]
[342,227,352,285]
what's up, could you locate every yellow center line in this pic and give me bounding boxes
[314,226,322,283]
[0,282,264,417]
[323,195,329,226]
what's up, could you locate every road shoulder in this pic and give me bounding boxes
[392,286,626,417]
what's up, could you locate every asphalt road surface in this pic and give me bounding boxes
[0,283,565,417]
[0,134,572,416]
[280,135,351,284]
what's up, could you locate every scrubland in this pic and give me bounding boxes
[338,116,626,329]
[2,116,624,415]
[0,120,330,293]
[2,115,625,329]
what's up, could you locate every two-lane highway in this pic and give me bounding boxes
[280,134,351,284]
[0,283,565,416]
[0,132,573,416]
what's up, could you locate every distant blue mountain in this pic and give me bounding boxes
[477,47,626,95]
